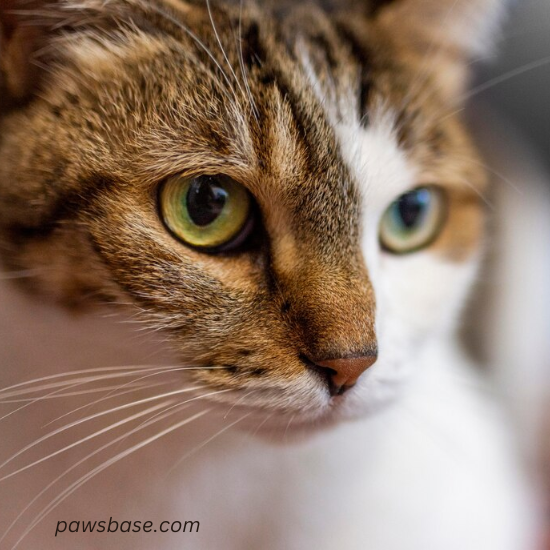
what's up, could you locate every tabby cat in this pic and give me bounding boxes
[0,0,542,548]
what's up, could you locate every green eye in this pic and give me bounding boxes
[159,174,253,251]
[379,187,446,254]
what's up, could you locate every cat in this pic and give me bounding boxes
[0,0,545,548]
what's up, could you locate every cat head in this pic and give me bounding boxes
[0,0,501,428]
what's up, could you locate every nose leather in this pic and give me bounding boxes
[315,355,377,392]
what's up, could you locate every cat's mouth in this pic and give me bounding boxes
[180,349,413,440]
[186,380,366,440]
[196,400,346,441]
[188,350,379,412]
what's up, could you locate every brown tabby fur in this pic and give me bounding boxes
[0,0,485,409]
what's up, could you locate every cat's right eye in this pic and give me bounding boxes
[159,174,254,252]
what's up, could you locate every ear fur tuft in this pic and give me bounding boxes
[373,0,507,101]
[0,0,57,106]
[376,0,506,57]
[0,0,129,109]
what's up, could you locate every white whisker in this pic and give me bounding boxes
[452,153,523,196]
[112,387,233,451]
[0,390,207,474]
[0,364,182,396]
[236,0,259,121]
[0,402,171,482]
[0,381,166,404]
[125,387,234,428]
[431,54,550,125]
[40,381,172,428]
[206,0,246,101]
[453,55,550,114]
[0,398,177,546]
[249,410,275,438]
[223,389,256,419]
[43,385,206,431]
[146,2,237,102]
[167,410,252,476]
[0,370,191,423]
[9,408,211,549]
[44,367,225,427]
[284,413,296,443]
[455,175,495,210]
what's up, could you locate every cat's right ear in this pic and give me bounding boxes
[0,0,57,108]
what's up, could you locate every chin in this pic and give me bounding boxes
[216,380,407,444]
[244,413,343,443]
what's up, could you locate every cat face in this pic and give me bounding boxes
[0,0,498,428]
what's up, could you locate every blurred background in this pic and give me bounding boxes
[469,0,550,484]
[479,0,550,172]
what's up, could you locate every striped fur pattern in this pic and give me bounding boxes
[0,1,540,548]
[0,0,489,420]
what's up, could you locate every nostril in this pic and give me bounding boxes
[316,354,377,389]
[301,351,377,397]
[300,355,353,397]
[300,354,335,386]
[300,354,335,380]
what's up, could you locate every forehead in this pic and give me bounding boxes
[57,4,368,242]
[54,0,471,247]
[60,0,448,163]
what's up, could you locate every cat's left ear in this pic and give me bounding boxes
[374,0,506,99]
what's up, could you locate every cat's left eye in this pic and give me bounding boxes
[159,174,254,252]
[379,186,446,254]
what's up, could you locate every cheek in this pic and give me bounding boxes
[376,252,481,346]
[433,190,485,261]
[348,249,481,415]
[362,188,485,350]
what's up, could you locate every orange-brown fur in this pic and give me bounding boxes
[0,0,485,403]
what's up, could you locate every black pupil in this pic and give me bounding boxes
[186,176,228,226]
[397,189,430,229]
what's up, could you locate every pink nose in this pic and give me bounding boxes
[314,354,377,396]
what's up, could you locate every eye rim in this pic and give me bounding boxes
[157,173,258,255]
[379,185,448,255]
